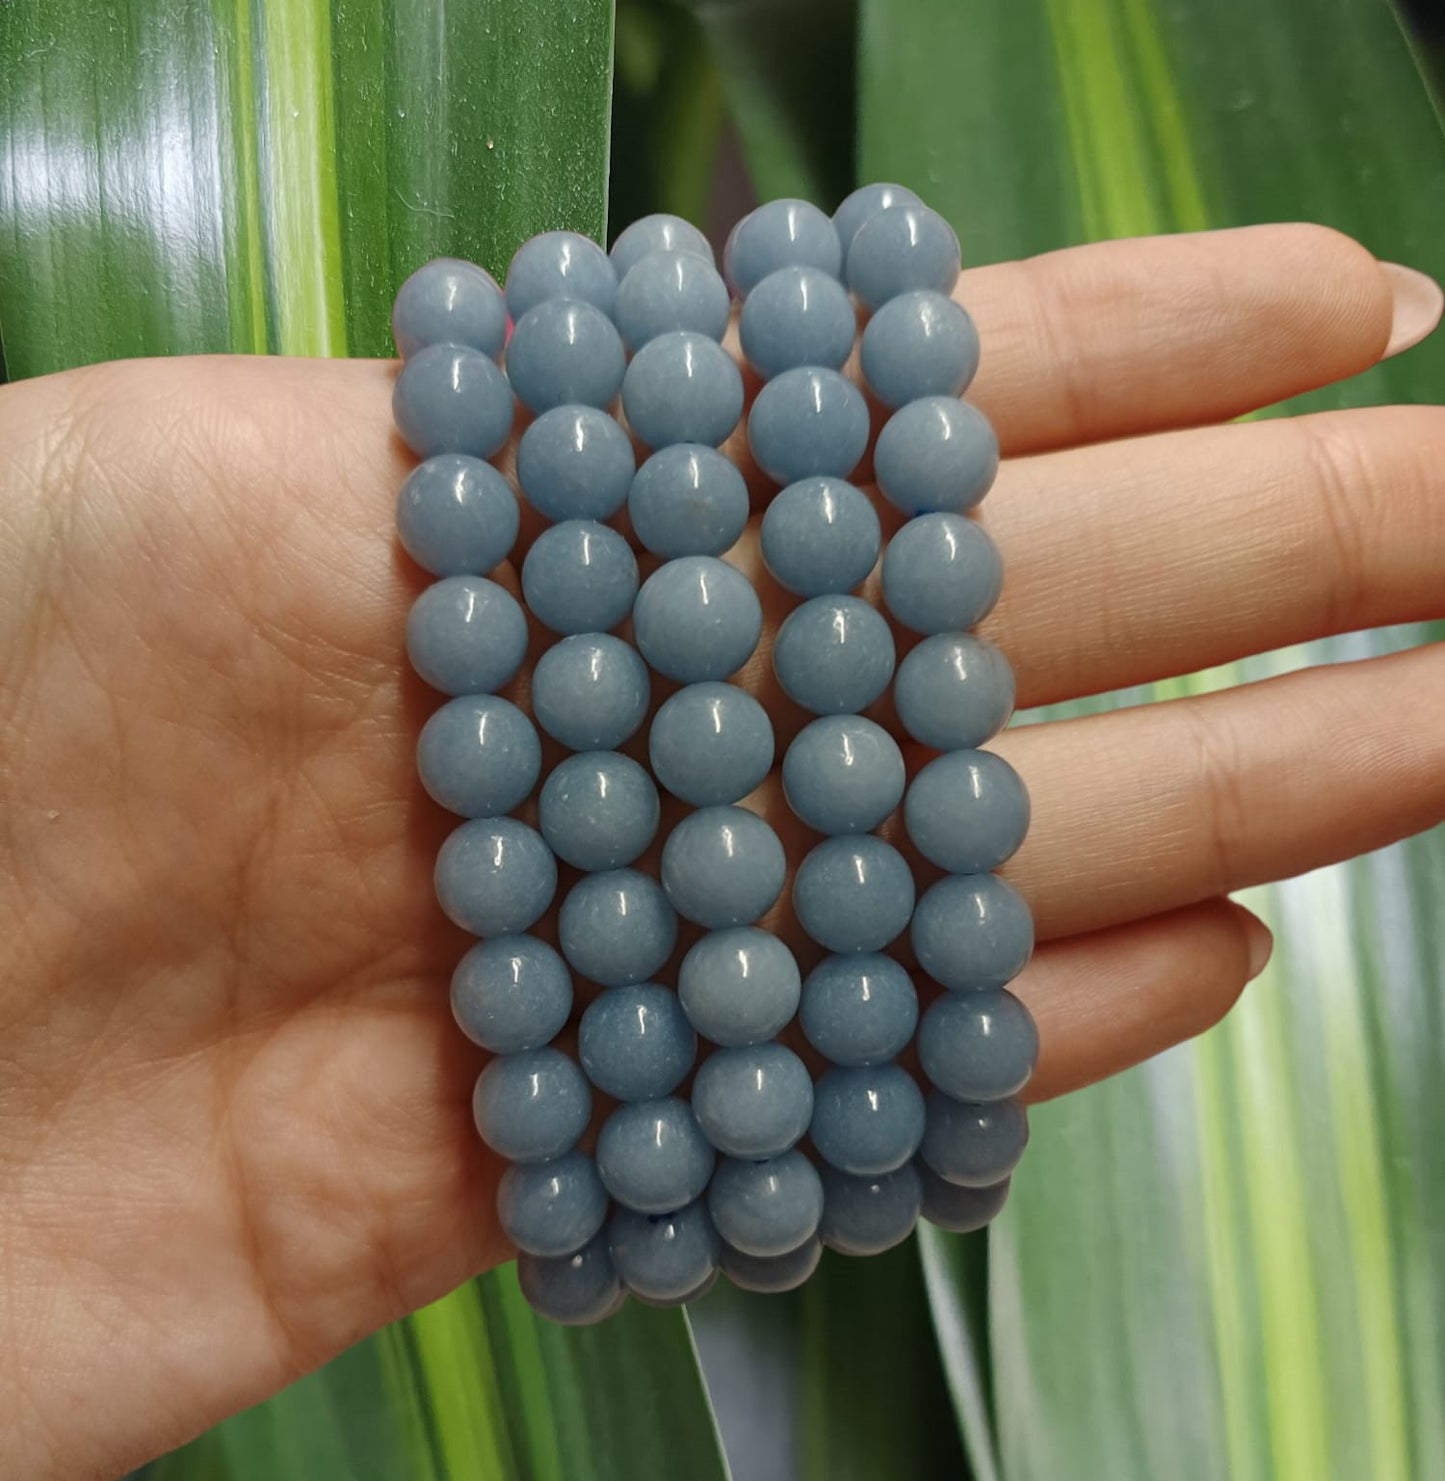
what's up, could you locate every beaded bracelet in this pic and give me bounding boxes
[390,183,1036,1326]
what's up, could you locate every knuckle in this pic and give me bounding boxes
[1174,701,1250,897]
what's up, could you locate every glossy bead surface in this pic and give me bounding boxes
[739,266,856,378]
[632,556,762,683]
[610,213,714,280]
[799,953,919,1066]
[846,204,962,309]
[596,1098,716,1214]
[772,596,895,716]
[693,1043,814,1158]
[661,806,786,929]
[707,1151,825,1257]
[609,1201,721,1304]
[648,682,774,807]
[558,869,678,987]
[392,342,514,460]
[627,444,750,559]
[759,477,881,597]
[918,1165,1011,1232]
[832,181,924,256]
[505,230,618,321]
[505,299,626,415]
[531,634,650,751]
[810,1065,926,1176]
[498,1150,609,1257]
[918,990,1038,1102]
[782,715,905,835]
[417,694,541,819]
[904,749,1029,873]
[515,403,635,523]
[920,1093,1029,1188]
[881,511,1002,635]
[395,454,519,577]
[392,257,507,360]
[819,1162,923,1256]
[894,632,1015,751]
[616,250,730,351]
[472,1047,591,1162]
[406,575,528,697]
[522,521,638,636]
[538,750,659,871]
[724,199,842,295]
[748,367,869,485]
[678,927,800,1047]
[451,934,572,1054]
[517,1234,626,1326]
[911,874,1034,993]
[579,983,697,1101]
[874,397,998,516]
[793,836,915,953]
[861,290,979,407]
[720,1235,823,1294]
[622,331,744,450]
[435,818,556,936]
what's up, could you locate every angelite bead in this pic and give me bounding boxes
[739,266,856,378]
[782,715,905,835]
[417,694,541,819]
[661,805,786,929]
[634,1271,719,1310]
[596,1098,716,1214]
[793,836,915,953]
[579,983,697,1101]
[395,454,519,577]
[905,749,1030,873]
[505,298,626,415]
[819,1162,923,1257]
[531,634,651,751]
[679,927,801,1047]
[759,477,881,598]
[894,632,1016,751]
[622,331,744,450]
[517,1235,626,1327]
[724,199,843,295]
[558,869,678,987]
[692,1043,814,1158]
[522,521,638,636]
[918,990,1039,1103]
[911,873,1034,993]
[648,682,774,807]
[918,1165,1011,1232]
[406,575,528,697]
[435,817,556,936]
[707,1151,825,1257]
[772,596,895,716]
[627,444,750,559]
[881,511,1002,636]
[720,1235,823,1294]
[538,750,659,871]
[861,293,978,414]
[498,1150,609,1257]
[810,1065,926,1176]
[505,230,618,321]
[920,1093,1029,1188]
[516,403,635,523]
[472,1047,591,1162]
[748,367,869,485]
[874,397,999,516]
[846,204,962,309]
[799,953,919,1067]
[610,213,714,281]
[392,342,514,460]
[392,257,507,360]
[451,934,572,1054]
[609,1201,721,1304]
[615,251,731,351]
[832,181,923,257]
[632,556,762,683]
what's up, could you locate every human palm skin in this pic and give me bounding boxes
[3,224,1444,1480]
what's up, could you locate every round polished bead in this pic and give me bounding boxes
[793,836,915,953]
[396,454,519,577]
[596,1098,716,1214]
[882,512,1002,635]
[772,596,895,716]
[911,873,1034,993]
[894,632,1015,751]
[633,1270,719,1309]
[678,933,798,1054]
[451,934,572,1053]
[505,230,618,321]
[874,397,998,516]
[782,715,905,835]
[517,1234,626,1326]
[905,749,1029,873]
[392,257,507,360]
[558,869,678,987]
[632,556,762,683]
[720,1235,823,1294]
[739,266,856,378]
[832,181,924,257]
[846,204,961,309]
[538,750,659,871]
[498,1150,609,1257]
[920,1093,1029,1187]
[515,403,635,523]
[531,634,651,751]
[627,444,750,559]
[580,983,696,1101]
[472,1047,591,1162]
[861,290,979,408]
[661,806,786,929]
[707,1151,825,1257]
[819,1162,923,1256]
[648,682,774,807]
[918,990,1038,1102]
[435,817,556,936]
[505,298,626,415]
[799,953,919,1066]
[610,213,714,281]
[522,521,638,636]
[724,199,842,295]
[748,367,869,485]
[811,1064,925,1176]
[693,1043,814,1158]
[616,251,731,351]
[609,1201,721,1304]
[392,342,515,460]
[406,576,528,697]
[760,477,881,597]
[417,694,540,818]
[622,331,744,450]
[918,1164,1011,1232]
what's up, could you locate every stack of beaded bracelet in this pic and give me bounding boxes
[389,183,1036,1326]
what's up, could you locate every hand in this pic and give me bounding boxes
[2,223,1441,1480]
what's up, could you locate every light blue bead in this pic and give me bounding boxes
[832,181,924,257]
[505,299,626,415]
[861,290,979,408]
[911,874,1034,993]
[616,251,731,351]
[627,444,750,559]
[894,632,1016,751]
[396,454,519,577]
[435,818,556,936]
[810,1064,926,1176]
[708,1151,825,1257]
[720,1234,822,1293]
[920,1093,1029,1187]
[799,953,919,1067]
[845,204,961,309]
[517,1234,626,1326]
[904,749,1029,873]
[632,1270,719,1309]
[648,682,774,806]
[417,694,541,818]
[782,715,905,834]
[918,990,1038,1102]
[661,805,786,928]
[406,575,529,697]
[610,213,714,281]
[881,512,1002,635]
[748,367,869,485]
[793,836,915,953]
[739,266,856,378]
[918,1164,1011,1232]
[678,927,801,1047]
[772,595,895,716]
[505,230,618,321]
[724,199,842,295]
[538,750,659,870]
[874,397,998,516]
[693,1043,814,1158]
[531,634,650,751]
[392,257,507,360]
[392,342,515,460]
[498,1150,609,1257]
[819,1162,922,1256]
[515,403,635,523]
[632,556,762,683]
[451,934,572,1053]
[579,983,697,1101]
[622,331,744,450]
[522,521,639,636]
[609,1201,721,1304]
[558,869,678,986]
[596,1098,716,1214]
[472,1047,591,1162]
[759,477,881,597]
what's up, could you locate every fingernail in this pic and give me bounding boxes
[1243,913,1274,982]
[1381,261,1444,359]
